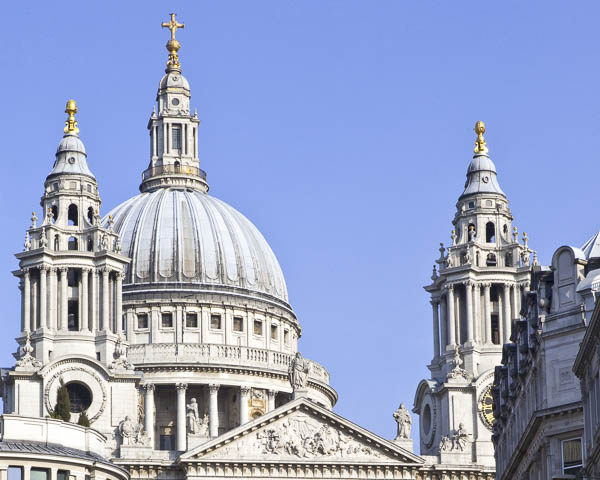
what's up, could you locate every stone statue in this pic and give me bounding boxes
[24,232,31,252]
[199,414,209,436]
[100,234,109,251]
[187,397,200,434]
[40,228,48,248]
[288,352,310,390]
[452,423,469,451]
[119,416,148,446]
[468,225,476,242]
[109,334,133,372]
[439,435,451,452]
[393,403,411,440]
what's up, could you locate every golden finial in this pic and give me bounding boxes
[64,99,79,134]
[162,13,185,70]
[473,120,487,154]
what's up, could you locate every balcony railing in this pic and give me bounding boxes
[127,343,330,384]
[141,164,207,181]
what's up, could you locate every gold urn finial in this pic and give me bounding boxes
[162,13,185,70]
[64,99,79,134]
[473,120,488,154]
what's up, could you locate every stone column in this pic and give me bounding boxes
[267,390,277,412]
[48,267,57,330]
[176,383,188,451]
[23,269,31,332]
[431,300,440,358]
[440,296,447,350]
[59,267,68,331]
[90,269,98,332]
[102,268,109,332]
[144,384,155,448]
[240,386,250,426]
[484,283,492,344]
[39,266,47,330]
[115,272,124,334]
[473,283,481,343]
[208,384,220,437]
[502,284,511,343]
[81,268,89,331]
[446,284,456,349]
[511,284,519,321]
[465,281,474,344]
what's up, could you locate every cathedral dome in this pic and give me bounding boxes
[106,188,290,305]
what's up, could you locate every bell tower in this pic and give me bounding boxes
[13,100,130,365]
[413,122,535,469]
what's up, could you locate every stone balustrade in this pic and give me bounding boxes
[127,343,330,384]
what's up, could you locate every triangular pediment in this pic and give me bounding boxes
[180,398,423,465]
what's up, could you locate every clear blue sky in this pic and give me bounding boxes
[2,1,600,445]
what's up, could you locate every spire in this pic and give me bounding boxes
[64,99,79,135]
[473,120,487,154]
[162,13,185,71]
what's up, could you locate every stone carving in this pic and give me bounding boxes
[447,348,469,381]
[252,414,381,460]
[46,208,54,224]
[109,334,134,372]
[187,397,200,433]
[31,211,38,228]
[451,229,457,245]
[100,234,109,251]
[393,403,411,440]
[16,332,41,370]
[40,228,48,248]
[289,352,310,390]
[431,265,438,281]
[119,415,149,446]
[24,232,31,251]
[439,423,470,452]
[115,237,122,253]
[468,224,476,242]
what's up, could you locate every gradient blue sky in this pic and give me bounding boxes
[1,1,599,445]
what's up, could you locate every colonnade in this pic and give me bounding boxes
[20,266,124,334]
[143,383,279,451]
[431,281,529,356]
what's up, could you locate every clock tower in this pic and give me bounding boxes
[413,122,535,469]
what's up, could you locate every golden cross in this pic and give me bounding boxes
[162,13,184,42]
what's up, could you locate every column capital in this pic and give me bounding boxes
[444,283,455,292]
[22,267,32,275]
[81,267,92,273]
[462,280,474,287]
[48,266,57,274]
[176,382,188,391]
[267,389,277,397]
[209,384,220,394]
[240,385,251,395]
[100,267,111,275]
[58,266,69,273]
[37,264,48,272]
[116,271,126,280]
[430,299,440,307]
[144,383,156,392]
[482,282,492,289]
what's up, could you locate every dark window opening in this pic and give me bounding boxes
[68,204,78,226]
[491,314,500,344]
[67,269,78,287]
[87,236,93,252]
[160,434,175,451]
[254,320,263,336]
[284,329,290,345]
[505,252,513,267]
[210,314,222,329]
[486,253,497,267]
[468,201,475,209]
[186,313,198,328]
[562,438,583,476]
[68,236,78,250]
[271,324,278,340]
[57,470,69,480]
[68,300,79,331]
[233,316,243,332]
[161,313,173,328]
[486,221,495,243]
[503,224,508,235]
[54,234,60,250]
[51,205,58,223]
[66,382,92,413]
[137,313,148,329]
[172,125,182,150]
[87,207,94,224]
[174,160,181,172]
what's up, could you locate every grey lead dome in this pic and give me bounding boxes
[105,188,289,304]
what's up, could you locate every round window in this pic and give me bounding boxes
[68,157,76,164]
[66,382,92,413]
[172,98,180,106]
[423,403,432,435]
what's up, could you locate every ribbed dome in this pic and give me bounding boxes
[461,153,505,199]
[105,188,289,304]
[48,133,95,180]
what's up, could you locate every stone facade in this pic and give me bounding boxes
[493,243,600,479]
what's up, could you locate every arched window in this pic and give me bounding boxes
[87,207,94,224]
[51,205,58,224]
[486,253,497,266]
[68,236,78,250]
[68,204,78,226]
[505,252,513,267]
[54,235,60,250]
[486,222,495,243]
[87,236,93,252]
[174,160,181,172]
